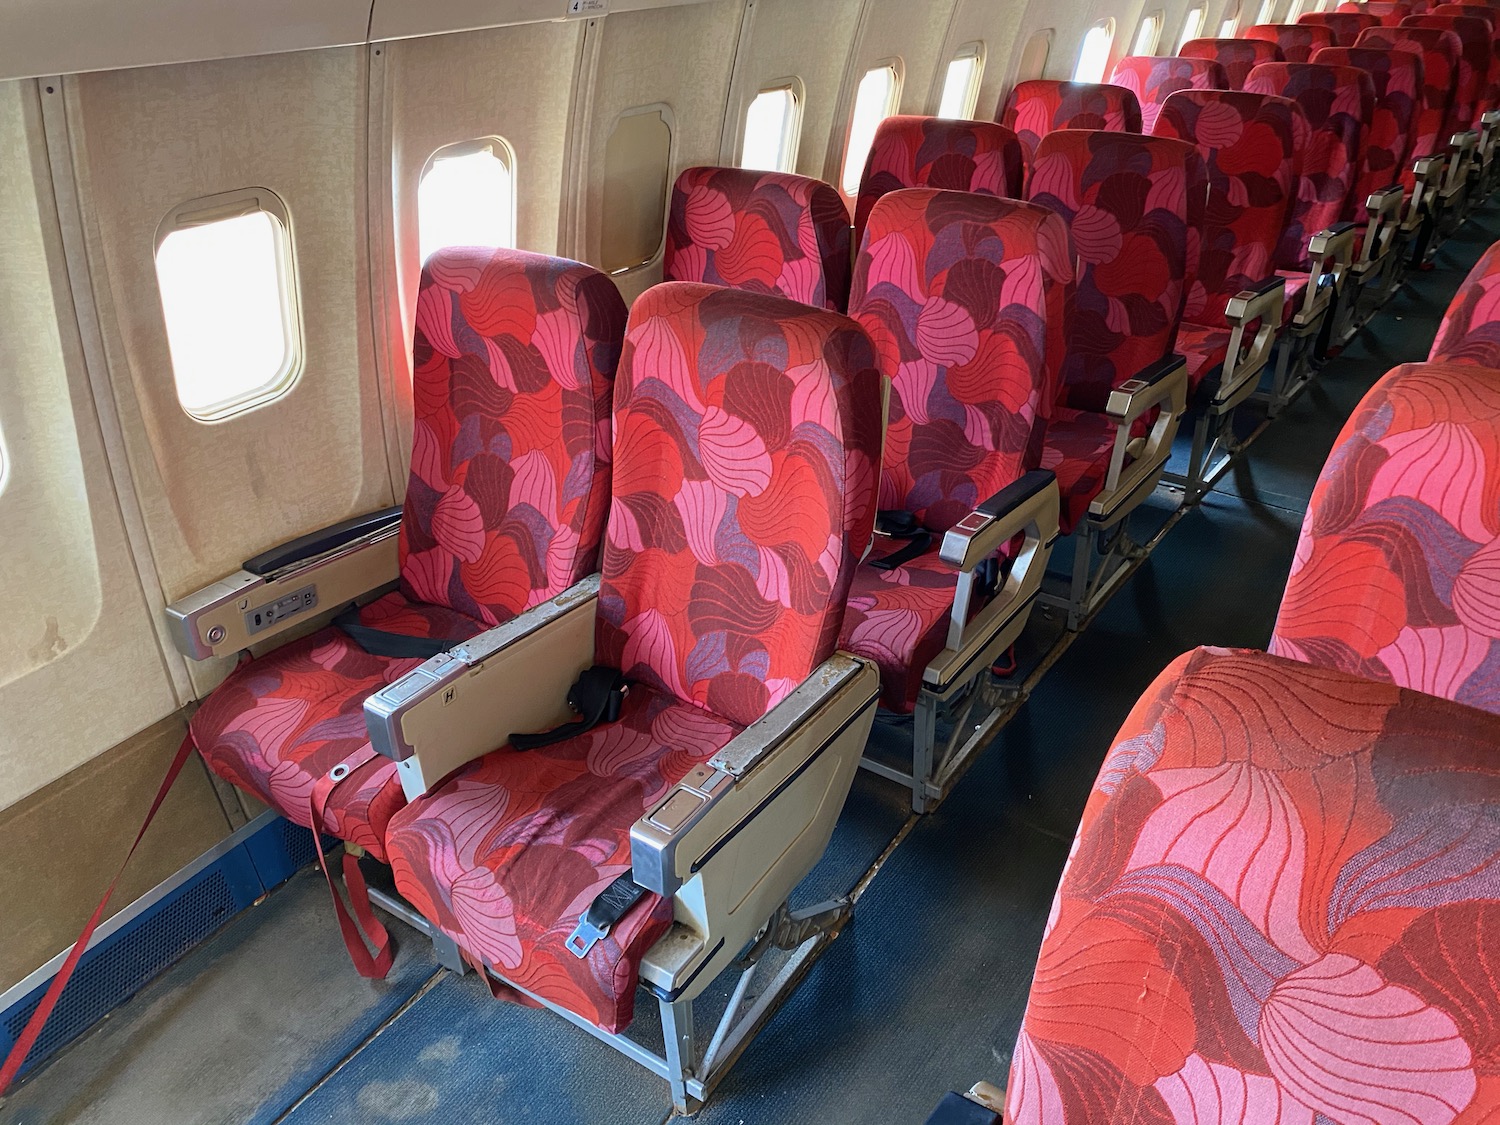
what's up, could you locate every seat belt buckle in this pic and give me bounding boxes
[565,870,649,959]
[565,916,610,959]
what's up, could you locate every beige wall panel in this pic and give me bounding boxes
[721,0,863,182]
[375,22,583,474]
[0,714,233,992]
[579,1,746,305]
[67,49,393,608]
[0,80,180,811]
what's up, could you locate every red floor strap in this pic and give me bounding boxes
[310,750,394,980]
[0,732,198,1097]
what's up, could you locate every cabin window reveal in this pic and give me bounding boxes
[418,138,515,264]
[1074,20,1116,83]
[1177,5,1207,51]
[1017,30,1053,83]
[601,106,674,274]
[841,63,902,196]
[741,84,801,173]
[154,189,301,422]
[1218,1,1242,37]
[937,44,985,119]
[1133,12,1165,55]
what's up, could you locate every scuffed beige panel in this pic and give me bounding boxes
[580,2,746,304]
[68,49,393,608]
[0,80,179,811]
[722,0,863,183]
[377,21,583,478]
[0,714,232,993]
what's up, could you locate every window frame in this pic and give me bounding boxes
[1177,5,1207,51]
[840,58,904,198]
[416,135,517,266]
[1016,28,1054,83]
[600,102,677,276]
[153,186,303,424]
[937,41,987,119]
[1218,0,1242,36]
[1073,18,1117,83]
[740,78,805,173]
[1133,10,1165,55]
[1256,0,1279,23]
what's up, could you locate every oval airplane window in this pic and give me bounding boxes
[1074,20,1116,83]
[741,84,802,173]
[841,63,902,196]
[154,188,301,423]
[601,106,674,274]
[1219,0,1242,36]
[418,138,515,264]
[1017,29,1053,83]
[1177,5,1207,51]
[937,43,985,119]
[1133,12,1165,55]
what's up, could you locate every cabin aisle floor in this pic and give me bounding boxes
[3,206,1496,1125]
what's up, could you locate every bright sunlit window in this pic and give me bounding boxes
[841,64,902,196]
[1219,1,1242,35]
[155,191,300,422]
[938,45,985,118]
[1178,6,1207,50]
[1074,20,1116,83]
[1134,12,1164,55]
[418,140,514,265]
[741,85,801,172]
[1257,0,1279,22]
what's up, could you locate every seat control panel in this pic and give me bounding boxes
[245,584,317,636]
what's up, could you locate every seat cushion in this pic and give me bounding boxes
[1175,323,1232,397]
[385,685,742,1033]
[1041,407,1132,535]
[190,591,486,862]
[840,543,960,713]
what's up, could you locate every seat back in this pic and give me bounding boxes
[1244,22,1337,61]
[849,189,1071,530]
[404,248,626,626]
[1005,643,1500,1125]
[998,80,1144,162]
[1152,90,1301,329]
[665,167,852,313]
[1271,361,1500,710]
[595,282,882,727]
[1430,240,1500,365]
[852,115,1025,246]
[1314,46,1425,205]
[1432,5,1500,119]
[1109,56,1230,133]
[1244,62,1374,268]
[1404,13,1491,127]
[1298,9,1381,44]
[1178,36,1284,89]
[1341,1,1417,26]
[1357,25,1463,160]
[1027,131,1205,413]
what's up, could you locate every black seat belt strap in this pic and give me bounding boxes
[565,870,650,958]
[871,510,933,571]
[333,604,468,661]
[509,666,628,751]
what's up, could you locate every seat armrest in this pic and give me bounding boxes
[1293,222,1355,325]
[1217,276,1285,412]
[165,508,403,660]
[1407,155,1445,231]
[1085,355,1187,522]
[1105,353,1184,423]
[1359,185,1405,269]
[363,575,600,801]
[938,470,1057,575]
[1444,131,1479,198]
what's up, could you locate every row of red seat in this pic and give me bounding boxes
[929,238,1500,1125]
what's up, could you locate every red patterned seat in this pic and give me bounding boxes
[1005,644,1500,1124]
[1023,131,1202,535]
[852,116,1024,247]
[1357,25,1464,176]
[190,248,627,861]
[1152,91,1301,394]
[1430,6,1500,125]
[385,282,883,1032]
[1342,1,1418,26]
[840,189,1068,708]
[1431,240,1500,365]
[1298,9,1381,44]
[1244,62,1374,270]
[1244,21,1337,62]
[1108,56,1230,134]
[1314,46,1424,214]
[1178,37,1284,90]
[1404,13,1490,128]
[664,166,851,313]
[1271,362,1500,710]
[998,80,1144,162]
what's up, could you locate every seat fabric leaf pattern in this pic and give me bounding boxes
[1431,242,1500,368]
[998,80,1145,163]
[191,247,626,860]
[665,166,852,313]
[1357,25,1463,168]
[1244,22,1337,63]
[1313,46,1424,213]
[1006,645,1500,1124]
[386,282,883,1033]
[1109,56,1231,135]
[1272,362,1500,711]
[1403,14,1490,129]
[1244,62,1373,269]
[1341,1,1416,29]
[1178,37,1284,91]
[853,116,1025,247]
[1298,10,1381,45]
[1431,5,1500,125]
[1152,90,1300,386]
[840,189,1071,710]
